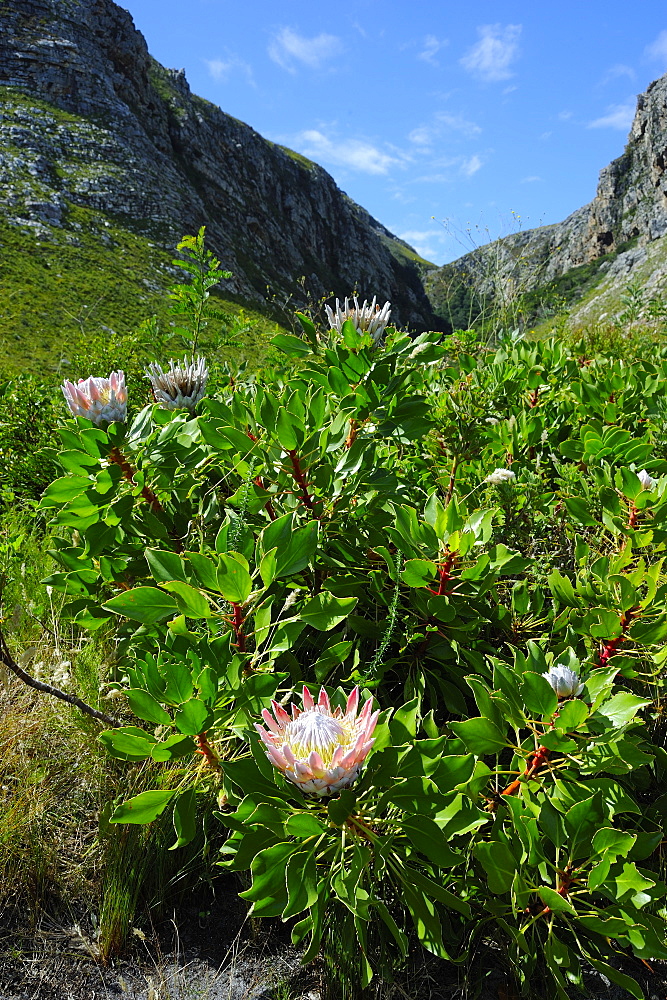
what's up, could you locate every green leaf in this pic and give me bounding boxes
[162,580,212,618]
[276,407,301,451]
[151,734,196,762]
[284,813,326,839]
[401,559,437,588]
[591,827,636,858]
[402,817,463,868]
[390,698,420,743]
[537,886,577,914]
[585,960,644,1000]
[98,726,157,761]
[103,587,178,624]
[186,551,221,591]
[271,333,313,358]
[283,850,318,918]
[300,593,357,630]
[274,522,319,578]
[563,496,597,527]
[553,698,589,733]
[217,554,253,602]
[145,548,188,583]
[40,475,91,507]
[474,841,516,893]
[110,789,176,825]
[449,717,507,755]
[597,692,651,726]
[521,672,558,717]
[126,689,172,726]
[174,698,214,735]
[612,862,655,902]
[171,788,197,849]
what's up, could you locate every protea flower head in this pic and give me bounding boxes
[145,356,209,412]
[256,686,379,797]
[325,296,392,344]
[542,665,584,699]
[637,469,656,491]
[61,371,127,427]
[484,468,516,485]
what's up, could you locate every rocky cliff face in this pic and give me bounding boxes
[0,0,438,330]
[425,72,667,326]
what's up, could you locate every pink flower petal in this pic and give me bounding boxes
[261,708,282,736]
[271,700,291,726]
[318,687,330,711]
[302,686,315,710]
[308,750,327,777]
[266,746,289,769]
[345,686,359,718]
[281,743,296,766]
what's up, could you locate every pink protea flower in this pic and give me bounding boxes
[256,686,379,797]
[61,371,127,427]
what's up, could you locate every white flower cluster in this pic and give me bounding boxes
[325,296,391,345]
[637,469,657,491]
[542,665,584,699]
[484,468,516,485]
[145,356,209,412]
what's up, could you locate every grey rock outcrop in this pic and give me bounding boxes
[425,73,667,323]
[0,0,438,329]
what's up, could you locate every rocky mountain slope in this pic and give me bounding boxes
[425,72,667,330]
[0,0,439,369]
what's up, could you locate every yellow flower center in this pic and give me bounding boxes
[284,710,353,766]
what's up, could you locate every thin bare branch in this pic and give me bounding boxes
[0,629,122,729]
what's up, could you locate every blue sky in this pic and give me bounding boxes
[121,0,667,265]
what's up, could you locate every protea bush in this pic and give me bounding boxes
[22,233,667,1000]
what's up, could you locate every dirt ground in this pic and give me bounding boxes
[0,887,665,1000]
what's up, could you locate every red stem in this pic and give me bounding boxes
[109,447,182,552]
[231,602,246,652]
[427,551,456,596]
[501,745,550,797]
[528,387,539,408]
[345,418,358,450]
[287,449,317,512]
[597,607,639,668]
[444,457,458,505]
[195,732,220,770]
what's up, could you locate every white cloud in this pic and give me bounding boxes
[601,63,635,84]
[408,112,481,147]
[461,154,482,176]
[521,175,542,183]
[588,99,636,130]
[645,29,667,66]
[294,129,399,175]
[460,24,521,82]
[398,228,448,261]
[418,35,449,66]
[557,110,573,121]
[205,56,254,86]
[268,28,343,72]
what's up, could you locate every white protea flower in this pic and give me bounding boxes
[145,356,209,412]
[637,469,656,491]
[325,296,392,345]
[256,686,379,797]
[542,665,584,699]
[484,468,516,485]
[61,371,127,427]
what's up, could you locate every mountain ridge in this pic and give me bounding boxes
[0,0,440,348]
[425,72,667,330]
